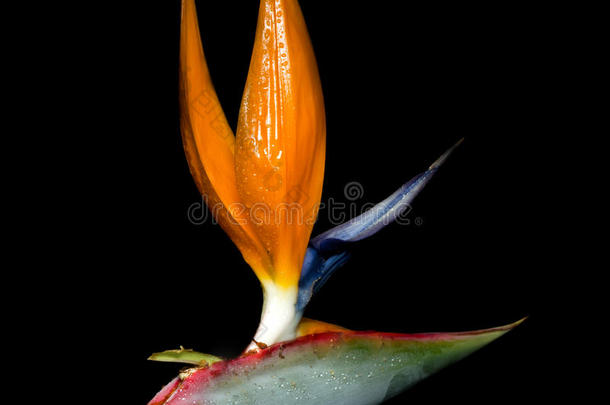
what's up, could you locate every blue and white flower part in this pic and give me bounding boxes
[297,139,464,312]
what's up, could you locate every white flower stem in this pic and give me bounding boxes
[245,282,301,352]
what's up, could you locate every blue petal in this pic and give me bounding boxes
[310,139,462,253]
[310,171,429,252]
[296,139,463,313]
[297,248,351,312]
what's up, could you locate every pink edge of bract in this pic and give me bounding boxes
[148,319,524,405]
[148,377,180,405]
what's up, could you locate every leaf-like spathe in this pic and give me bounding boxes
[149,319,523,405]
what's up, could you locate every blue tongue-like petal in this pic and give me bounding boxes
[310,171,432,252]
[297,248,351,311]
[297,139,463,312]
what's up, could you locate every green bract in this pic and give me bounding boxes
[149,320,523,405]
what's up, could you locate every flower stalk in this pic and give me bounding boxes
[246,283,301,351]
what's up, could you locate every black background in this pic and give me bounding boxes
[55,1,555,403]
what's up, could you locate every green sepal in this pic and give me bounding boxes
[148,346,223,366]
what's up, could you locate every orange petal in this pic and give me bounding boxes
[296,318,351,337]
[235,0,326,287]
[180,0,271,276]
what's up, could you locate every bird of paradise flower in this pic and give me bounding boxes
[147,1,523,404]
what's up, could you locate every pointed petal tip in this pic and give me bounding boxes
[429,137,465,169]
